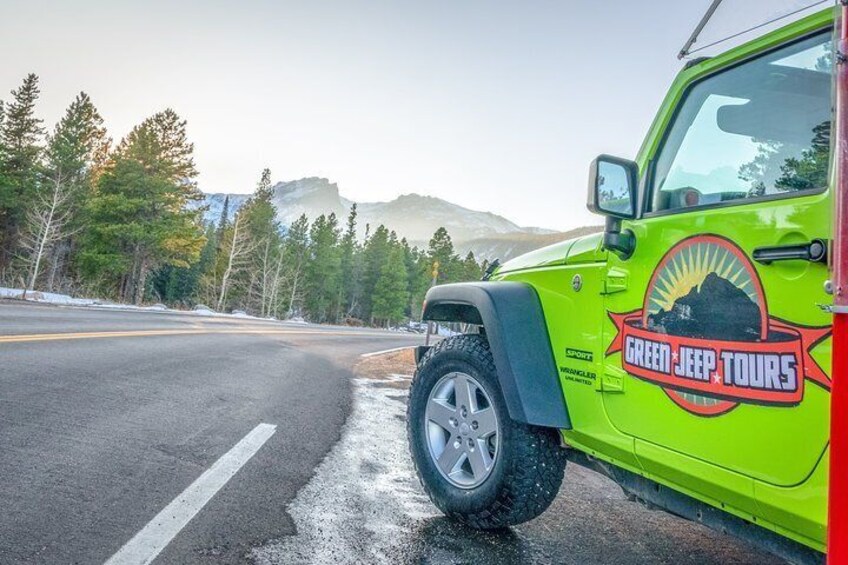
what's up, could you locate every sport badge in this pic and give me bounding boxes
[606,234,831,416]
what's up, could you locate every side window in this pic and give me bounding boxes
[650,33,832,213]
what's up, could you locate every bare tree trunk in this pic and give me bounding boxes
[287,267,301,318]
[47,243,65,292]
[134,259,148,306]
[21,170,77,293]
[126,252,139,304]
[217,214,253,312]
[217,217,239,311]
[27,180,61,291]
[119,274,129,303]
[245,270,257,312]
[259,239,275,318]
[125,250,141,304]
[268,250,285,318]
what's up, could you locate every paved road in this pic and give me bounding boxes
[0,301,420,564]
[0,300,785,565]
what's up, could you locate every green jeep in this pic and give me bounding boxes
[406,8,835,564]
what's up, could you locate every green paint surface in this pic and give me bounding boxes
[497,7,835,551]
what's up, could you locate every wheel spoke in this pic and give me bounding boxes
[471,407,497,438]
[427,399,456,430]
[467,440,492,478]
[437,438,465,475]
[426,371,500,489]
[453,374,473,412]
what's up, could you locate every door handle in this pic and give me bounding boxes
[752,239,827,265]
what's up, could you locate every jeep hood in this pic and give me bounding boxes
[496,232,606,274]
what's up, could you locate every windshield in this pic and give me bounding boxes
[651,32,832,212]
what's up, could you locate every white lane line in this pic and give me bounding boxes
[104,423,277,565]
[360,345,414,358]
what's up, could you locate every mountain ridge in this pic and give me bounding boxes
[201,177,600,260]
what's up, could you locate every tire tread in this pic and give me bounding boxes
[408,334,567,529]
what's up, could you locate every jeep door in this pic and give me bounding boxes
[600,31,833,495]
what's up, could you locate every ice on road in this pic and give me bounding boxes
[251,357,781,565]
[252,376,437,565]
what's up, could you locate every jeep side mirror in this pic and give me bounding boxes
[587,155,638,219]
[587,155,638,259]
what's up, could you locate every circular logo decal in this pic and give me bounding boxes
[606,234,831,417]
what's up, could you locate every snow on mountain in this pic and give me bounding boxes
[199,177,575,260]
[356,193,532,243]
[272,178,350,226]
[200,192,250,226]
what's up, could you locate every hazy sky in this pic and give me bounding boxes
[0,0,827,230]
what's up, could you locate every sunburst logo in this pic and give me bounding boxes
[606,234,830,416]
[645,239,765,332]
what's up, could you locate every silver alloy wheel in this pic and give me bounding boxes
[425,371,500,489]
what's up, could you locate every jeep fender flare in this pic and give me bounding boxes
[421,281,571,429]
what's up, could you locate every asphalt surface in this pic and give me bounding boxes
[0,301,419,564]
[0,300,784,564]
[253,365,784,565]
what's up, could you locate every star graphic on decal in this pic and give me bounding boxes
[672,351,678,361]
[712,373,722,384]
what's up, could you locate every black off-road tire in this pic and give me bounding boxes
[407,333,567,529]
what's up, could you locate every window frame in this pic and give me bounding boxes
[642,28,833,219]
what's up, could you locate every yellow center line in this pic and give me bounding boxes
[0,328,408,344]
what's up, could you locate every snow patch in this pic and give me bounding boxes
[191,305,217,316]
[251,377,437,565]
[0,287,97,306]
[0,287,281,322]
[385,373,413,384]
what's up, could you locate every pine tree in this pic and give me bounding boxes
[20,92,108,291]
[137,108,197,181]
[155,221,217,306]
[339,204,362,320]
[217,195,230,237]
[0,74,45,273]
[427,226,458,284]
[402,239,430,320]
[255,168,273,200]
[775,121,831,191]
[372,242,409,327]
[239,168,280,315]
[281,214,310,317]
[215,210,255,311]
[79,109,204,304]
[241,170,278,241]
[192,223,221,306]
[305,213,341,322]
[361,224,391,322]
[460,250,482,281]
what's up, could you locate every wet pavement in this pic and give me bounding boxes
[252,357,783,565]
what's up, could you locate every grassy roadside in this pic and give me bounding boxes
[355,348,416,388]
